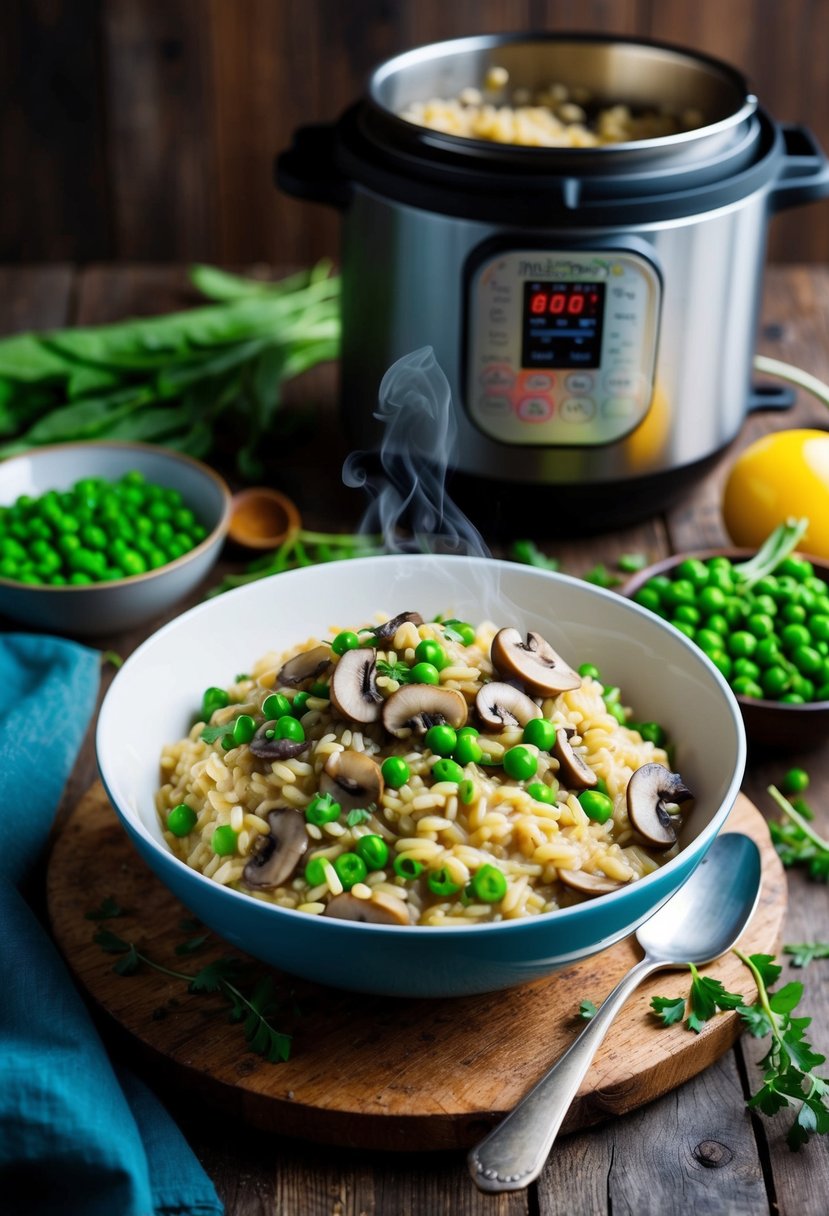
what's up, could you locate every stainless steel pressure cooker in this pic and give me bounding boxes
[279,33,829,529]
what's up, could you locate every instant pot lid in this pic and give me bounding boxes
[367,32,758,172]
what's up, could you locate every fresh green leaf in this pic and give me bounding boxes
[748,952,783,990]
[101,651,123,670]
[175,933,211,956]
[579,999,598,1020]
[784,942,829,968]
[200,724,230,744]
[346,808,372,827]
[113,945,140,976]
[376,659,412,684]
[85,896,126,921]
[189,957,245,994]
[770,982,805,1015]
[93,929,132,954]
[767,785,829,882]
[650,994,687,1026]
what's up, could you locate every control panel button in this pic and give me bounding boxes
[602,397,638,419]
[478,395,512,415]
[603,369,639,396]
[560,397,596,423]
[517,396,554,422]
[565,372,594,394]
[480,364,516,391]
[521,372,554,392]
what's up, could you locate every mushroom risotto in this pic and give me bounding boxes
[157,611,694,925]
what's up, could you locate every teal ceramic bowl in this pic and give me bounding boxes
[96,555,747,997]
[0,441,231,635]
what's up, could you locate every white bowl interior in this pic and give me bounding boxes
[98,555,746,875]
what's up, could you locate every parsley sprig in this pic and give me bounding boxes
[92,919,292,1063]
[649,950,829,1149]
[375,658,412,684]
[784,942,829,968]
[767,784,829,882]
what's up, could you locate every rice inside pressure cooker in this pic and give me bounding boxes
[157,611,693,926]
[399,65,704,147]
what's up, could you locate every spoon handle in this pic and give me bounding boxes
[468,956,661,1193]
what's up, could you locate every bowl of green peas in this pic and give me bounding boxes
[0,442,232,636]
[622,522,829,748]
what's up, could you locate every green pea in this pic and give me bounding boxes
[673,604,701,626]
[305,793,341,826]
[790,674,815,700]
[781,602,807,625]
[202,686,230,719]
[304,856,329,887]
[453,734,483,765]
[733,658,761,682]
[731,676,764,699]
[172,507,196,531]
[777,556,813,581]
[382,756,410,789]
[80,524,108,550]
[746,613,775,638]
[761,666,790,698]
[578,663,601,679]
[709,651,733,679]
[671,620,696,640]
[810,614,829,641]
[309,682,330,700]
[427,866,462,897]
[792,645,823,676]
[578,789,613,823]
[121,549,148,577]
[211,825,238,856]
[664,579,696,607]
[332,852,367,891]
[782,767,810,794]
[522,718,557,751]
[503,746,537,781]
[754,638,781,668]
[698,585,726,615]
[676,558,709,588]
[753,576,779,598]
[781,623,811,651]
[415,639,448,670]
[393,855,423,881]
[780,692,806,704]
[68,572,93,585]
[443,619,476,645]
[637,722,667,747]
[433,758,464,784]
[354,835,389,871]
[707,569,735,594]
[633,587,661,614]
[409,662,440,686]
[470,864,507,903]
[607,701,628,725]
[332,630,360,655]
[458,778,477,804]
[292,691,310,715]
[696,628,723,655]
[275,715,305,742]
[167,803,197,836]
[728,631,757,658]
[425,724,458,756]
[526,781,556,805]
[262,692,291,720]
[232,714,256,746]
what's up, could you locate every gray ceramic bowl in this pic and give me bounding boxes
[0,442,231,635]
[97,555,746,998]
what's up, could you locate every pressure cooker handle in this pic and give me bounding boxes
[276,124,352,209]
[768,124,829,213]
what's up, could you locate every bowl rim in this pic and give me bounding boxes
[621,546,829,712]
[0,440,233,593]
[97,553,747,936]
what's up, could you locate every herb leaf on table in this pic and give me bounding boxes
[784,942,829,968]
[767,784,829,882]
[650,949,829,1148]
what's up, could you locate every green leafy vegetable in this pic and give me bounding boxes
[375,659,412,684]
[91,915,293,1062]
[510,540,560,571]
[0,263,339,476]
[732,517,809,590]
[345,808,372,827]
[209,529,384,596]
[200,723,230,744]
[784,942,829,968]
[578,999,598,1020]
[767,784,829,882]
[85,896,128,921]
[650,950,829,1149]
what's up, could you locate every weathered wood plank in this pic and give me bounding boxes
[0,265,75,333]
[537,1054,770,1216]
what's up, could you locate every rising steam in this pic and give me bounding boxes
[342,347,489,558]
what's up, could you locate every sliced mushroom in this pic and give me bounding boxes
[320,750,384,814]
[278,645,333,688]
[382,684,468,737]
[490,627,581,696]
[249,722,309,761]
[626,763,694,849]
[558,869,628,897]
[243,808,308,890]
[329,648,383,723]
[553,728,598,790]
[323,891,412,925]
[371,611,424,643]
[476,682,542,730]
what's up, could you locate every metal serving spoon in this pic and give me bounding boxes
[469,832,762,1194]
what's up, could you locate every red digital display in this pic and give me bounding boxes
[522,280,605,370]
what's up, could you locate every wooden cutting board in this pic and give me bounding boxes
[47,785,786,1151]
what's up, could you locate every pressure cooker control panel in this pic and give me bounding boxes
[464,247,661,446]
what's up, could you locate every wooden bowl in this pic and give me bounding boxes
[622,550,829,750]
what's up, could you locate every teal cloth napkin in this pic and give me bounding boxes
[0,635,223,1216]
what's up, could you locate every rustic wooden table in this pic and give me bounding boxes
[2,264,828,1215]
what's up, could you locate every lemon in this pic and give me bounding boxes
[722,429,829,558]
